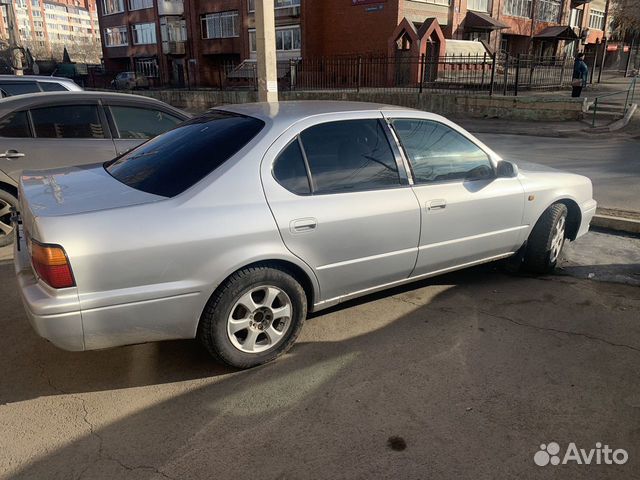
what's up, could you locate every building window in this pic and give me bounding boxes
[248,0,300,12]
[135,57,159,77]
[467,0,491,12]
[503,0,532,18]
[104,25,128,46]
[589,9,605,30]
[201,11,239,39]
[406,0,450,6]
[537,0,561,22]
[249,25,301,52]
[101,0,124,15]
[132,22,156,44]
[129,0,153,11]
[570,8,584,28]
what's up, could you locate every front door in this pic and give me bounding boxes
[387,115,526,276]
[261,115,421,302]
[0,102,117,183]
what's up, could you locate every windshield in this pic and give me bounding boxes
[105,111,265,197]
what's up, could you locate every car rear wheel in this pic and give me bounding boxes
[0,189,17,247]
[523,203,568,274]
[198,265,307,369]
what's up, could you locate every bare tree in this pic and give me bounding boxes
[611,0,640,41]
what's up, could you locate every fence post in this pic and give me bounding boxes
[289,58,296,91]
[489,51,497,96]
[560,55,566,88]
[515,54,521,96]
[481,52,487,89]
[503,53,509,96]
[419,53,425,94]
[625,39,635,77]
[357,56,362,93]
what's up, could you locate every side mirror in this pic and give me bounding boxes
[497,160,518,178]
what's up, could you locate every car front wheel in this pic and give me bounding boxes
[523,203,568,274]
[198,265,307,369]
[0,189,17,247]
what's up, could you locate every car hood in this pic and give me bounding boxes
[19,163,165,219]
[515,161,561,173]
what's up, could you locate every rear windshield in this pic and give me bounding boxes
[105,111,265,197]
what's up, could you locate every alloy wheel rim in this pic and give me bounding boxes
[0,198,14,239]
[227,285,293,354]
[549,215,566,263]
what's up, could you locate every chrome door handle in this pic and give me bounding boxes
[290,218,317,233]
[0,150,25,159]
[427,199,447,211]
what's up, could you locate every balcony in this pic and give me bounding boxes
[162,41,185,55]
[157,0,183,16]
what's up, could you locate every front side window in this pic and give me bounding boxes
[31,105,106,139]
[106,112,264,197]
[392,119,493,183]
[201,11,239,39]
[132,22,157,45]
[299,119,400,194]
[0,82,40,95]
[273,139,310,195]
[104,26,128,46]
[0,111,31,138]
[110,106,183,139]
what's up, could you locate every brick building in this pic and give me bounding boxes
[96,0,613,88]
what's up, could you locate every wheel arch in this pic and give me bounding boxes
[0,179,18,199]
[553,198,581,241]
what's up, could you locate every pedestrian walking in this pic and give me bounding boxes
[572,53,589,98]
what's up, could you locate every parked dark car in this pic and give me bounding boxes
[0,91,190,246]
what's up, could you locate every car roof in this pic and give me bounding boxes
[0,91,189,117]
[0,74,79,85]
[216,101,413,127]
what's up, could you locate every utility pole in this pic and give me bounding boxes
[1,0,23,75]
[255,0,278,102]
[597,0,610,83]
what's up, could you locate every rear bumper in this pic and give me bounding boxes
[13,228,85,351]
[577,199,597,239]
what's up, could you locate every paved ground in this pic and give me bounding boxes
[474,133,640,213]
[1,230,639,480]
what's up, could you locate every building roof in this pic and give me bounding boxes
[534,26,579,40]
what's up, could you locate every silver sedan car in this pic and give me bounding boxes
[13,102,597,368]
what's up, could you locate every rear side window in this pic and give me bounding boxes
[0,111,31,138]
[31,105,105,139]
[106,111,265,197]
[109,106,184,139]
[0,82,41,96]
[273,140,311,195]
[300,119,400,194]
[39,82,68,92]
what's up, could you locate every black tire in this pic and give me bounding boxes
[198,265,307,369]
[0,188,17,248]
[523,203,568,274]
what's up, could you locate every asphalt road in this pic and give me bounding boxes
[1,231,639,480]
[475,133,640,213]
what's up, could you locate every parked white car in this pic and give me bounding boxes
[13,102,597,368]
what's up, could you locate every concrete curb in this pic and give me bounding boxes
[591,214,640,235]
[588,103,638,133]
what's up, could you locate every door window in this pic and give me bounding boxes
[392,119,493,183]
[273,139,311,195]
[30,105,106,139]
[299,119,400,194]
[0,111,31,138]
[0,82,41,96]
[39,82,68,92]
[109,106,183,139]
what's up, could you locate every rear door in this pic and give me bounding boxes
[261,113,421,302]
[103,101,186,155]
[0,100,117,183]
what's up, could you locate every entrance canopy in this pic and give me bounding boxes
[464,11,508,30]
[534,26,580,41]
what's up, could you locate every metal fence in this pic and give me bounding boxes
[221,53,575,96]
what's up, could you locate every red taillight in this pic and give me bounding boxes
[30,241,75,289]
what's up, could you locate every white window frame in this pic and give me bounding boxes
[537,0,561,23]
[248,0,301,12]
[201,10,239,39]
[104,26,128,47]
[129,0,153,11]
[101,0,124,16]
[503,0,532,18]
[589,9,605,30]
[249,25,301,52]
[467,0,491,12]
[131,22,156,45]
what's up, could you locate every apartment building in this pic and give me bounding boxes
[0,0,100,62]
